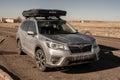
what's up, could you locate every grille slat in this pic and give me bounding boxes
[69,44,92,53]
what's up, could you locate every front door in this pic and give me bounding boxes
[25,20,37,56]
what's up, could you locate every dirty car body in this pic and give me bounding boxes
[16,9,100,71]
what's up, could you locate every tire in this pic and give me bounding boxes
[17,40,25,55]
[35,49,48,72]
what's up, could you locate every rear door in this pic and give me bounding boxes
[19,21,29,50]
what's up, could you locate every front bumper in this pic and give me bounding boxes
[46,46,100,67]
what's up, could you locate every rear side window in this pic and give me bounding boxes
[21,21,29,31]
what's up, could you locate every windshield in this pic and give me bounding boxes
[37,20,77,35]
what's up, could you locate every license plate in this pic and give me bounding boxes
[70,54,96,61]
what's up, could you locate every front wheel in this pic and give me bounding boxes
[35,49,48,72]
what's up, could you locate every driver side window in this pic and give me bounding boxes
[28,21,37,33]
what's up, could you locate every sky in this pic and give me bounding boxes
[0,0,120,21]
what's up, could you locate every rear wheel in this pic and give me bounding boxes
[35,49,48,72]
[17,40,25,55]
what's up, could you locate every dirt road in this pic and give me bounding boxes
[0,27,120,80]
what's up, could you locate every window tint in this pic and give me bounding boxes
[21,21,29,31]
[28,21,37,33]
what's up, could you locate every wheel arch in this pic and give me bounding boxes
[35,45,43,54]
[34,45,47,59]
[16,38,20,43]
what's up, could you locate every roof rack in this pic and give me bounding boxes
[22,9,67,19]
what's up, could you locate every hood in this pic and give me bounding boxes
[44,33,95,45]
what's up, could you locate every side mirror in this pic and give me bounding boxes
[27,31,35,35]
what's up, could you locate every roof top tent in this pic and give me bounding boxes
[22,9,67,19]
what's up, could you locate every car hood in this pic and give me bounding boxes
[44,33,95,45]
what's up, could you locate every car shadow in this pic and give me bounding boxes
[0,65,21,80]
[61,44,120,74]
[0,51,18,55]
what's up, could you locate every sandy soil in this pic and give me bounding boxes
[0,27,120,80]
[69,21,120,38]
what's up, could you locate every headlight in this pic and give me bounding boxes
[93,40,98,48]
[46,41,69,50]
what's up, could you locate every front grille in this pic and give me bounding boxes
[69,44,92,53]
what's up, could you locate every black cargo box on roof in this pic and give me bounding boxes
[22,9,67,18]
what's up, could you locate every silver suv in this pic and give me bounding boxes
[16,9,100,72]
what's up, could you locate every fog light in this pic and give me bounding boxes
[51,56,61,64]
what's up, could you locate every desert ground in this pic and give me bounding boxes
[0,21,120,80]
[69,21,120,38]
